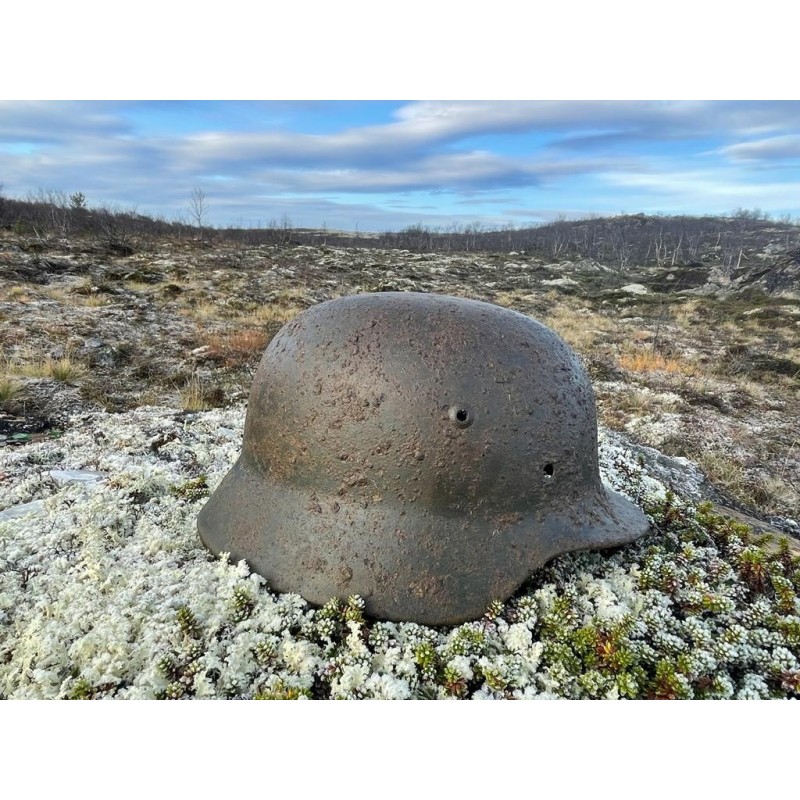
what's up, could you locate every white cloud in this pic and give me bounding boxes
[393,100,800,142]
[0,101,129,143]
[2,101,800,228]
[600,167,800,210]
[718,134,800,161]
[244,151,640,194]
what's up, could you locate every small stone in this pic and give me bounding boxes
[542,277,579,287]
[0,500,46,522]
[49,469,107,485]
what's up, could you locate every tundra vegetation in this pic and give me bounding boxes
[1,190,799,698]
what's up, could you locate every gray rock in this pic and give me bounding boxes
[0,500,46,522]
[49,469,106,484]
[601,429,707,499]
[620,283,649,295]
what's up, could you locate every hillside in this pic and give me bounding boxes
[1,222,799,699]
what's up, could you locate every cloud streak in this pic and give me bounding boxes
[717,134,800,162]
[1,100,799,229]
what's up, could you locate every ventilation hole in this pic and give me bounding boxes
[543,463,554,478]
[449,405,473,428]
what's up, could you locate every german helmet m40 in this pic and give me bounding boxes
[198,292,649,625]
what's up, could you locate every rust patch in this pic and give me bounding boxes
[197,292,650,625]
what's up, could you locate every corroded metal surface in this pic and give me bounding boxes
[198,292,649,625]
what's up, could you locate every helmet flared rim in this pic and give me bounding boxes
[198,455,649,626]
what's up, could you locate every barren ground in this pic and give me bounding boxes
[2,231,800,700]
[2,232,797,528]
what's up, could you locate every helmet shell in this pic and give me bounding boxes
[198,292,648,625]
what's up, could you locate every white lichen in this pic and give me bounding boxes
[1,406,799,699]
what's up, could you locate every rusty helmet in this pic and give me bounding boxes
[198,292,648,625]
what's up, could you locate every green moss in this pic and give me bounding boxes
[67,678,94,700]
[481,665,509,693]
[615,671,640,699]
[442,664,468,697]
[169,474,209,500]
[737,546,770,592]
[176,605,201,638]
[446,625,487,658]
[540,594,580,640]
[343,595,365,623]
[64,480,798,700]
[230,586,255,622]
[414,641,441,683]
[649,659,692,700]
[771,575,797,614]
[484,599,505,622]
[775,618,800,647]
[156,654,177,680]
[255,682,312,700]
[254,640,278,667]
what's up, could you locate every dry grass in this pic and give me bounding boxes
[42,281,111,308]
[178,372,225,411]
[273,287,311,304]
[202,329,269,368]
[697,452,749,497]
[74,294,109,308]
[493,289,537,310]
[1,348,86,383]
[0,286,34,303]
[693,452,799,514]
[71,277,119,299]
[233,288,311,326]
[184,301,221,320]
[179,373,208,411]
[749,474,800,514]
[540,301,615,352]
[34,354,86,382]
[672,298,724,326]
[0,375,22,403]
[123,280,159,293]
[597,386,681,430]
[236,302,303,327]
[40,286,70,303]
[617,350,692,375]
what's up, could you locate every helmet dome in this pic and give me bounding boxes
[198,292,648,625]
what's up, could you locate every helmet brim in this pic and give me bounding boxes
[198,455,650,626]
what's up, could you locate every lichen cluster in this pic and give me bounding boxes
[1,405,798,699]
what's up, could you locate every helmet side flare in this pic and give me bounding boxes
[198,292,649,625]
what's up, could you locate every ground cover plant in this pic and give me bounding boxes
[1,221,799,699]
[2,405,799,700]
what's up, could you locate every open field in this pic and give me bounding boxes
[1,228,799,698]
[3,231,797,521]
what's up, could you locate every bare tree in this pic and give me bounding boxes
[95,203,136,253]
[188,188,208,241]
[27,188,73,240]
[280,213,293,246]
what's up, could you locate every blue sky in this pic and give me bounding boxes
[2,100,800,232]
